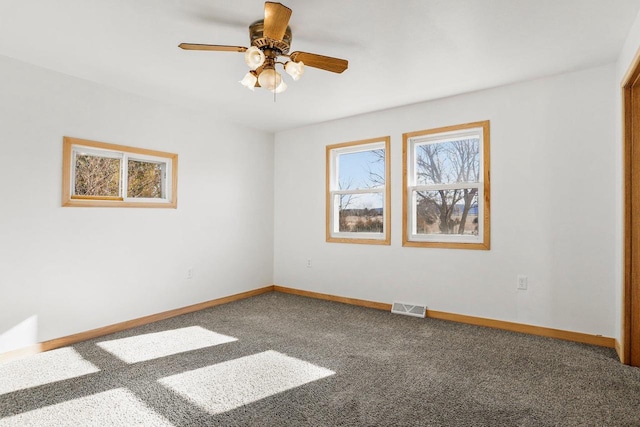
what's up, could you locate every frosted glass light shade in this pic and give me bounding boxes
[244,46,265,69]
[258,68,282,91]
[285,61,304,81]
[272,80,287,93]
[239,72,257,91]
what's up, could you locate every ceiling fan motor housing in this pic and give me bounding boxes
[249,20,292,55]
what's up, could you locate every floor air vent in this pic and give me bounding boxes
[391,302,427,318]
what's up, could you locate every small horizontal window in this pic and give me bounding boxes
[62,137,178,208]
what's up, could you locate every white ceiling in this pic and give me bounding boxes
[0,0,639,132]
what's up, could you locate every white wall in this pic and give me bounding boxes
[0,49,623,353]
[614,9,640,345]
[274,65,616,337]
[0,55,274,352]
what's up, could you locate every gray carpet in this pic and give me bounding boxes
[1,292,640,426]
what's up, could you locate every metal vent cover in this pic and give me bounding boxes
[391,302,427,318]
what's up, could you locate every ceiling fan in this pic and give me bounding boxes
[179,2,348,94]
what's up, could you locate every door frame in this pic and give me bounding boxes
[623,51,640,367]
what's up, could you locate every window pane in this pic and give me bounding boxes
[338,149,385,190]
[127,160,165,199]
[414,189,478,235]
[415,138,479,185]
[335,192,384,233]
[74,154,121,197]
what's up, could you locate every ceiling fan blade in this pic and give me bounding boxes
[263,2,292,41]
[179,43,247,52]
[289,51,348,74]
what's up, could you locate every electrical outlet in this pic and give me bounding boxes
[306,259,312,268]
[187,268,194,279]
[517,275,528,290]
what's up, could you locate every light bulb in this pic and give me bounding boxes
[285,61,304,81]
[272,80,287,93]
[238,72,257,91]
[257,68,282,91]
[244,46,265,69]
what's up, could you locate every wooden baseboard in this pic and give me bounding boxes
[0,344,43,364]
[273,285,392,311]
[272,285,615,349]
[615,339,623,362]
[1,284,616,363]
[426,310,615,348]
[1,285,274,362]
[41,285,274,352]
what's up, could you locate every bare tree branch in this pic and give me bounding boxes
[414,138,479,235]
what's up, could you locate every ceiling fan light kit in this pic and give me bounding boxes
[258,66,282,91]
[179,2,348,95]
[284,60,304,81]
[244,46,266,69]
[239,71,258,91]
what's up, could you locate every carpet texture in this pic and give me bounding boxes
[1,292,640,426]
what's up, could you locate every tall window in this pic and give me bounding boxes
[403,121,490,249]
[326,137,391,244]
[62,137,178,208]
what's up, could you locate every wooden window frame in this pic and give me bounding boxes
[402,121,490,250]
[62,136,178,208]
[326,136,391,245]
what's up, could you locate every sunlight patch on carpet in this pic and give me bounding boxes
[97,326,237,363]
[0,347,99,395]
[0,388,174,426]
[159,350,334,414]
